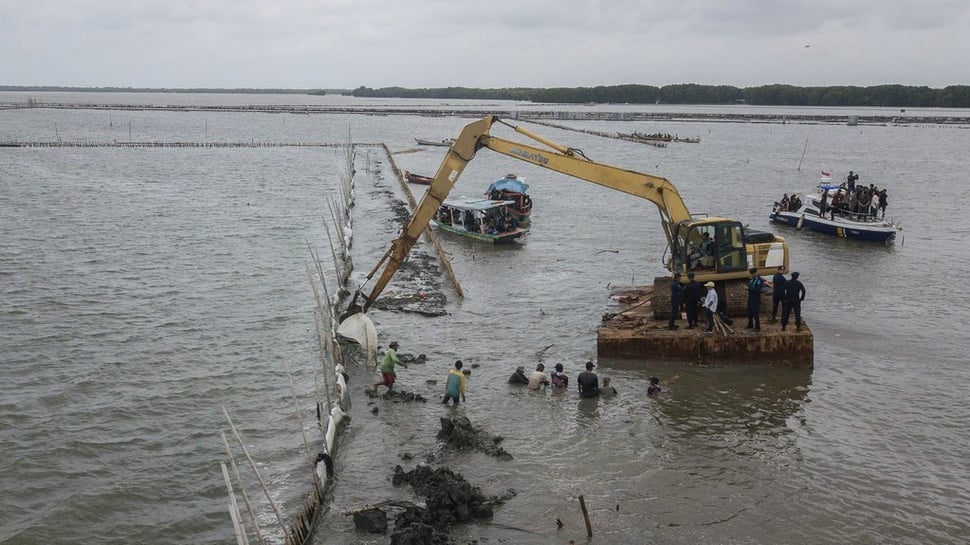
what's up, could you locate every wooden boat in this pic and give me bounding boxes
[404,170,433,185]
[615,133,668,148]
[484,174,532,224]
[431,197,528,244]
[415,137,455,147]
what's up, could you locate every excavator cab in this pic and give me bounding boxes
[673,220,748,275]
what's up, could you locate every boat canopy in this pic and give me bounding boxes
[486,177,529,194]
[443,197,515,211]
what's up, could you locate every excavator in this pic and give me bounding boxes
[340,115,788,341]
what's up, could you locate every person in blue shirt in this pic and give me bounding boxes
[668,272,685,330]
[770,268,788,323]
[746,268,764,331]
[782,272,807,331]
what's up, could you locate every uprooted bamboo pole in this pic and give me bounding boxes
[578,495,593,537]
[221,432,266,545]
[221,462,250,545]
[222,408,290,541]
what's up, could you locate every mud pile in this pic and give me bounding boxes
[437,416,513,460]
[370,251,448,317]
[389,465,498,545]
[365,388,427,403]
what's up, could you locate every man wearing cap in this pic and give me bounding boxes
[372,341,407,393]
[702,281,718,332]
[508,366,529,385]
[577,361,599,398]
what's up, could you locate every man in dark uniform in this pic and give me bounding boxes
[683,272,706,329]
[781,271,807,331]
[577,361,599,398]
[746,267,764,331]
[668,272,685,330]
[770,268,787,323]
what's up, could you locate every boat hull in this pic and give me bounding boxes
[432,221,526,244]
[404,171,433,185]
[769,211,897,242]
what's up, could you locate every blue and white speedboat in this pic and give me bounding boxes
[770,190,900,242]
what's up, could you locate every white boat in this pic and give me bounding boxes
[769,185,900,242]
[431,197,527,244]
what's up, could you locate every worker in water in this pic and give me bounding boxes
[577,361,599,398]
[528,363,550,390]
[442,360,467,405]
[372,341,407,393]
[508,366,529,385]
[647,376,662,396]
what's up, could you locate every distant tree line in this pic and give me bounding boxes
[5,84,967,107]
[0,86,318,95]
[345,84,970,108]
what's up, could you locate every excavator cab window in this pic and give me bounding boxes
[714,222,746,272]
[684,225,716,271]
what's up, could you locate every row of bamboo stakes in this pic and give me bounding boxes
[220,140,357,545]
[218,136,601,544]
[0,140,383,148]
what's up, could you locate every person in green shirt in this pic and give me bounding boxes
[442,360,467,405]
[372,341,407,393]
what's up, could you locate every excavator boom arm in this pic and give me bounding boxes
[359,116,698,310]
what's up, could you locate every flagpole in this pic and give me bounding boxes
[797,136,808,171]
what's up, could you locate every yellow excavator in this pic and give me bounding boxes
[341,115,788,334]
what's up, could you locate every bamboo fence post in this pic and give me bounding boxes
[221,461,250,545]
[220,432,267,545]
[222,407,290,541]
[578,495,593,537]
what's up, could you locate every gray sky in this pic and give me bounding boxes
[2,0,968,89]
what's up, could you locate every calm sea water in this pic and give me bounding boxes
[1,93,968,545]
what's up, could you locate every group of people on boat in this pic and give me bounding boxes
[776,171,889,221]
[486,189,532,216]
[435,205,518,235]
[632,131,674,140]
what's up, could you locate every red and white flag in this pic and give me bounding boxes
[821,170,831,177]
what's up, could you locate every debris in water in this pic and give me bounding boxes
[437,416,513,460]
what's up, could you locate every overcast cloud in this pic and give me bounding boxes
[1,0,967,88]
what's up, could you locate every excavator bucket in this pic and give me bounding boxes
[336,311,378,366]
[335,292,378,365]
